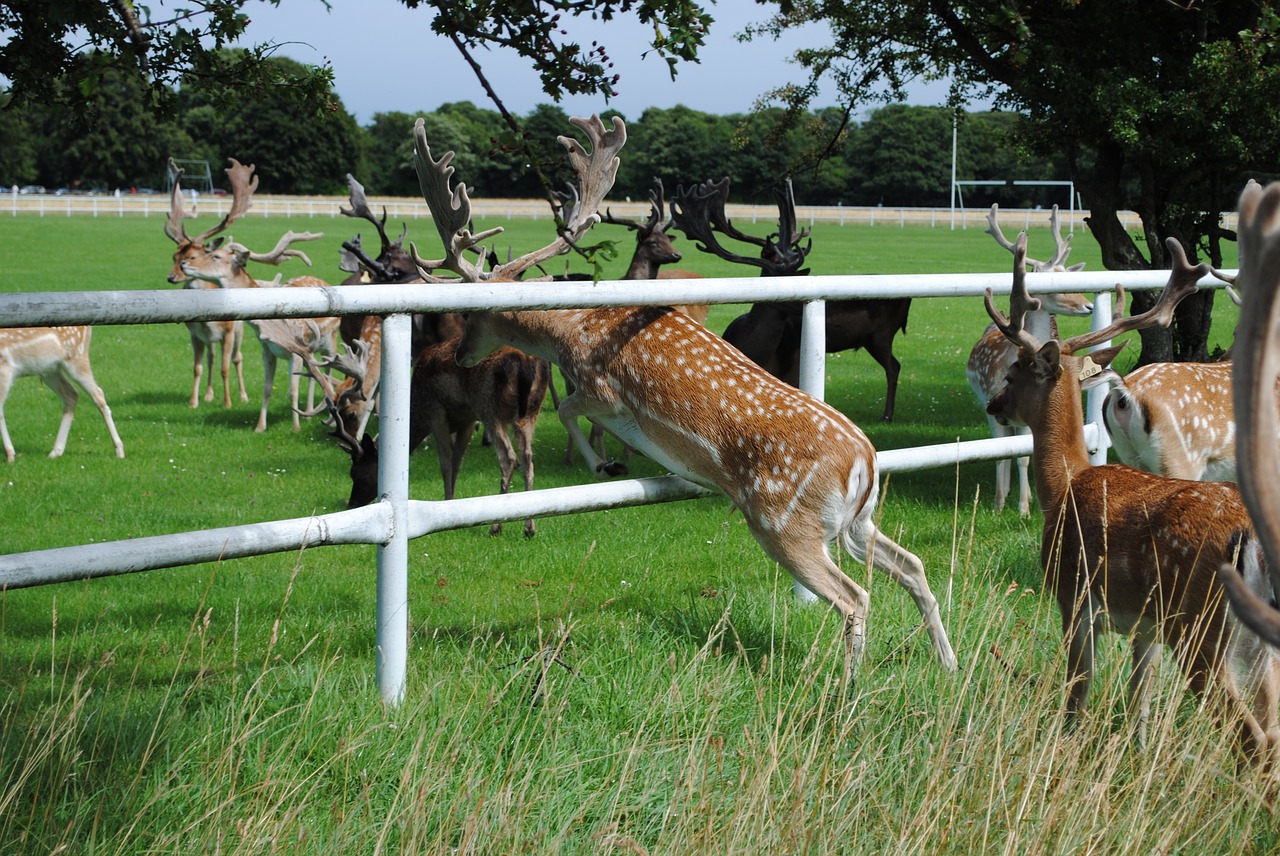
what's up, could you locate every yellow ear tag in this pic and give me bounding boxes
[1079,356,1103,381]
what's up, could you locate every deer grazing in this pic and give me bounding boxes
[410,114,957,671]
[1213,180,1280,651]
[0,326,126,463]
[966,204,1093,515]
[174,159,337,433]
[671,177,911,422]
[983,231,1280,764]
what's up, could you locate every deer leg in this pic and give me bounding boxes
[189,327,208,408]
[516,419,538,539]
[485,421,520,537]
[257,344,275,433]
[1015,426,1032,517]
[217,327,235,408]
[231,322,249,403]
[58,358,124,460]
[864,335,901,422]
[1128,633,1159,747]
[558,392,628,477]
[0,368,15,462]
[43,370,79,459]
[1062,592,1100,725]
[859,524,958,671]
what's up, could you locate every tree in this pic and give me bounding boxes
[0,0,336,116]
[749,1,1280,362]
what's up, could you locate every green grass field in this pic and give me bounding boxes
[0,212,1268,853]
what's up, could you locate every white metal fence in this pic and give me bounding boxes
[2,192,1183,233]
[0,269,1222,704]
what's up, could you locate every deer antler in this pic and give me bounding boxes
[340,174,405,257]
[671,177,809,276]
[192,159,259,245]
[231,230,324,266]
[983,232,1046,353]
[165,158,190,244]
[410,114,627,283]
[986,204,1077,271]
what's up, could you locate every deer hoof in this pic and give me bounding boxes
[598,460,628,477]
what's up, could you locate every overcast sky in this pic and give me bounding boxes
[234,0,959,125]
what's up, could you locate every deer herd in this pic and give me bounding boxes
[9,114,1280,776]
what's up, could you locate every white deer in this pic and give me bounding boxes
[983,231,1280,765]
[407,114,957,672]
[966,204,1093,515]
[0,325,125,462]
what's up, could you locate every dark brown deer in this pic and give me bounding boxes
[408,114,957,671]
[670,177,910,422]
[983,230,1279,765]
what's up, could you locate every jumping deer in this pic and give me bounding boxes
[0,325,125,463]
[672,177,911,422]
[164,158,322,410]
[174,160,337,433]
[966,204,1093,515]
[408,114,957,671]
[1213,180,1280,652]
[983,231,1280,765]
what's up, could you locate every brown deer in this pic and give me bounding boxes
[966,204,1093,515]
[983,231,1280,764]
[263,319,549,535]
[0,326,125,463]
[672,177,910,422]
[1213,180,1280,651]
[164,158,322,410]
[409,114,957,671]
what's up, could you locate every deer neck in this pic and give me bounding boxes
[1027,369,1094,512]
[623,249,657,280]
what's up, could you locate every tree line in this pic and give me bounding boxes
[1,55,1075,210]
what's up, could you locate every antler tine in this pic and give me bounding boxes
[233,230,325,267]
[984,231,1045,353]
[410,118,502,282]
[1059,237,1208,355]
[1223,179,1280,643]
[670,178,769,270]
[766,178,812,275]
[985,204,1048,269]
[649,178,667,230]
[1044,205,1075,270]
[193,158,258,245]
[340,174,394,254]
[165,157,189,244]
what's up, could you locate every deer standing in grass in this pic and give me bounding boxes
[410,114,957,671]
[966,204,1093,515]
[165,158,322,411]
[0,325,125,463]
[174,160,335,433]
[1214,180,1280,653]
[983,232,1280,763]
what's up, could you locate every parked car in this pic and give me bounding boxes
[18,185,46,195]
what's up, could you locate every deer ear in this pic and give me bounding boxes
[1076,341,1128,391]
[1032,341,1063,381]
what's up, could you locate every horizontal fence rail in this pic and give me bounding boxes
[3,193,1190,232]
[0,269,1229,704]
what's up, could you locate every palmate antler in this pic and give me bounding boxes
[670,176,811,276]
[165,158,259,248]
[410,114,627,283]
[1216,180,1280,646]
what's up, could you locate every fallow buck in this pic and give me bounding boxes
[0,325,125,463]
[1214,179,1280,653]
[175,159,338,433]
[983,231,1280,765]
[164,157,322,410]
[409,113,957,672]
[966,204,1093,515]
[672,177,911,422]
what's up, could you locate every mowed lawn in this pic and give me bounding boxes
[0,210,1265,854]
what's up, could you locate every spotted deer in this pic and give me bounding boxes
[174,160,337,433]
[966,204,1093,515]
[1214,180,1280,652]
[984,231,1280,764]
[164,158,322,410]
[0,325,125,462]
[409,114,957,671]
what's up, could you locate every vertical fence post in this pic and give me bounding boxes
[376,312,413,706]
[1085,290,1114,465]
[794,299,826,603]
